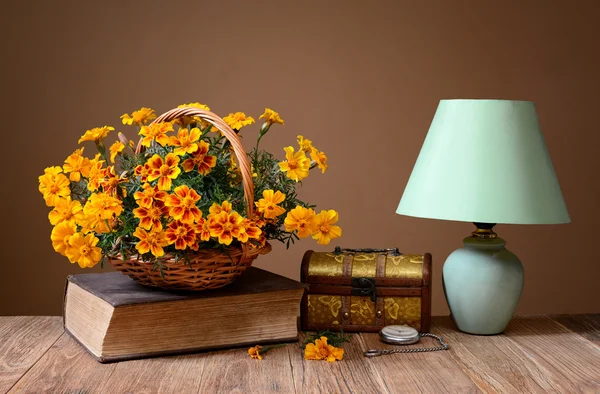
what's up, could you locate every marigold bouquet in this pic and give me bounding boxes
[38,103,341,270]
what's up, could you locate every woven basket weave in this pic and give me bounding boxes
[110,107,272,291]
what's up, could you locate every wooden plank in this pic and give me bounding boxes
[0,316,64,393]
[358,330,482,393]
[100,343,298,393]
[505,316,600,393]
[289,333,387,394]
[434,316,578,393]
[8,333,116,393]
[550,314,600,347]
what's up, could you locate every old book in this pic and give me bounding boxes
[64,267,305,363]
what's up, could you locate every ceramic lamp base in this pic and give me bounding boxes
[442,233,524,335]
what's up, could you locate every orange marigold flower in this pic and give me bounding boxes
[121,107,157,126]
[109,141,125,163]
[100,166,127,197]
[139,122,173,147]
[259,108,284,126]
[38,166,71,207]
[79,212,111,234]
[176,102,211,127]
[193,218,211,242]
[63,147,91,182]
[51,221,77,256]
[147,153,181,191]
[134,163,151,183]
[133,201,169,231]
[223,112,255,130]
[248,346,263,360]
[237,218,262,243]
[284,206,316,238]
[304,336,344,362]
[133,227,169,257]
[297,135,313,153]
[87,154,106,192]
[65,232,103,268]
[78,126,114,144]
[208,201,233,216]
[84,192,123,220]
[170,127,201,156]
[208,211,243,245]
[279,146,310,182]
[310,147,328,174]
[48,197,84,226]
[312,210,342,245]
[134,183,168,209]
[255,189,286,219]
[165,185,202,224]
[165,220,196,250]
[181,140,217,175]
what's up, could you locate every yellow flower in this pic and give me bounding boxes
[194,218,211,242]
[133,227,169,257]
[297,135,313,153]
[181,141,217,175]
[310,147,328,174]
[133,201,169,230]
[139,122,173,147]
[178,102,210,111]
[100,166,127,197]
[134,163,151,183]
[51,221,76,256]
[223,112,255,130]
[255,190,286,219]
[237,218,262,243]
[278,146,310,182]
[63,148,91,182]
[208,201,233,216]
[284,206,316,238]
[109,141,125,163]
[38,167,71,207]
[79,212,111,234]
[65,232,103,268]
[134,183,168,209]
[248,346,263,360]
[48,197,84,226]
[78,126,114,144]
[165,185,202,224]
[165,220,197,250]
[87,154,106,192]
[208,211,243,245]
[259,108,284,126]
[84,192,123,221]
[120,107,157,126]
[176,102,211,127]
[170,127,201,156]
[304,336,344,362]
[312,210,342,245]
[147,153,181,191]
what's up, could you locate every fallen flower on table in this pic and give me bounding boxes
[304,336,344,362]
[247,343,286,360]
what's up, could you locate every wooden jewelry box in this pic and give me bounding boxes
[301,247,432,333]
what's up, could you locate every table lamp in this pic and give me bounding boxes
[397,99,570,335]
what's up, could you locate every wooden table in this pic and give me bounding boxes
[1,315,599,393]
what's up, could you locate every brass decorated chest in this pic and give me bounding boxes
[301,247,432,332]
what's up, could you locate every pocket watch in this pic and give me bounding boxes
[363,325,449,357]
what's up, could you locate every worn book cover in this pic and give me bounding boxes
[64,267,305,363]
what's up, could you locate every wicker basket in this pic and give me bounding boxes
[110,106,272,291]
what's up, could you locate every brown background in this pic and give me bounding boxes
[1,0,598,316]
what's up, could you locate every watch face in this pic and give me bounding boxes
[380,325,420,345]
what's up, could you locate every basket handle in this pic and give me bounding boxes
[135,107,255,217]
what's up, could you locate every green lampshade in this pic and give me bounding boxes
[397,99,570,224]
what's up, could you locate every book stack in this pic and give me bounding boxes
[64,267,305,362]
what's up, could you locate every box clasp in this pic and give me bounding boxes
[351,277,377,302]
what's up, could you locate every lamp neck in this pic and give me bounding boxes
[471,222,497,239]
